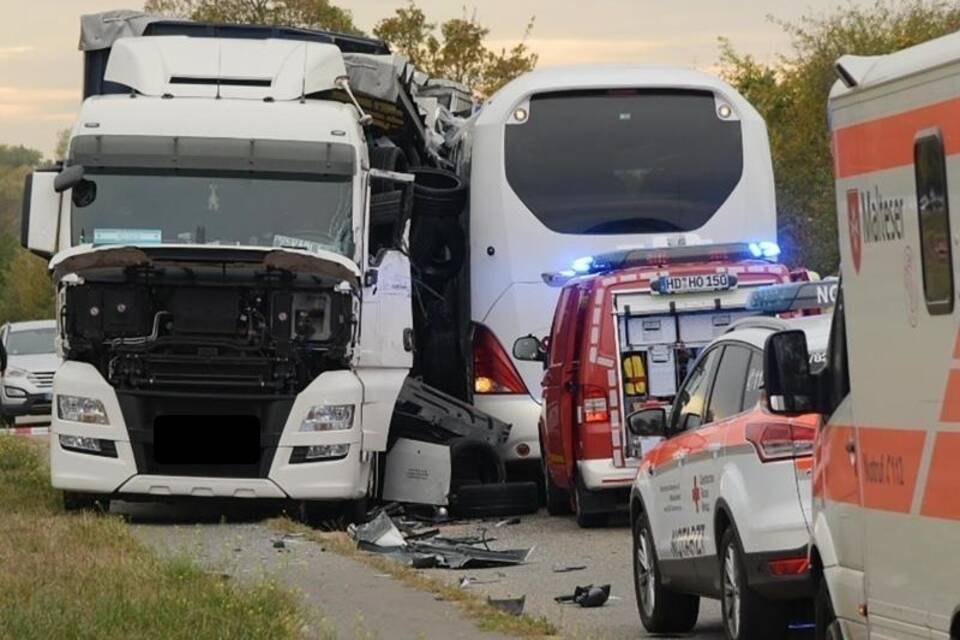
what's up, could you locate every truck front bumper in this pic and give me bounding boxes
[50,361,371,501]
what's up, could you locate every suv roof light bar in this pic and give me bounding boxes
[746,278,839,314]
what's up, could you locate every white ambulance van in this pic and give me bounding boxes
[763,33,960,640]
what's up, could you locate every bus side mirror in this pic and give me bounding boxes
[21,170,61,259]
[627,407,666,437]
[513,335,545,362]
[764,330,817,414]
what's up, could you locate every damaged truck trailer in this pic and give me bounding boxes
[21,12,514,521]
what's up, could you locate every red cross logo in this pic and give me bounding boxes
[847,189,862,273]
[692,476,701,513]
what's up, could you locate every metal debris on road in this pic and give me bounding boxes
[552,564,587,573]
[349,511,533,569]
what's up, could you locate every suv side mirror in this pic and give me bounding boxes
[764,330,817,414]
[627,407,666,437]
[513,335,545,362]
[0,343,6,373]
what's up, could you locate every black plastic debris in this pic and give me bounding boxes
[487,595,525,616]
[555,584,611,608]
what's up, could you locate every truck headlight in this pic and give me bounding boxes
[57,395,109,425]
[299,404,354,432]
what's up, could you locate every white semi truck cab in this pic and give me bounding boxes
[20,21,459,516]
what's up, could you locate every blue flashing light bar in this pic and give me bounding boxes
[571,256,595,273]
[749,241,781,259]
[747,278,839,314]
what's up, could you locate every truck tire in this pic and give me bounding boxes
[450,481,539,519]
[299,498,368,530]
[370,146,408,194]
[573,475,607,528]
[411,168,467,217]
[633,511,699,633]
[720,528,787,640]
[63,491,110,513]
[449,437,505,490]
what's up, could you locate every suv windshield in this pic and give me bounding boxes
[6,328,56,356]
[71,170,354,258]
[505,89,744,235]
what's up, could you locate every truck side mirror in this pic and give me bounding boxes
[21,170,61,259]
[627,407,666,437]
[512,335,544,362]
[764,330,817,414]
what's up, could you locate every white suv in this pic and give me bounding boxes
[627,314,829,639]
[0,320,59,426]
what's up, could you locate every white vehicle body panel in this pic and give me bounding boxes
[826,31,960,640]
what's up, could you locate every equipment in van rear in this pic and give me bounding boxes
[533,242,793,525]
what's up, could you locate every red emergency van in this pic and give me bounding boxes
[514,243,793,526]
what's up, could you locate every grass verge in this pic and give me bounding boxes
[268,517,560,638]
[0,434,309,640]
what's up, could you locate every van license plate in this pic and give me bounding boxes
[655,273,735,295]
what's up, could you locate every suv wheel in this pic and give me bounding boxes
[720,528,786,639]
[632,511,699,633]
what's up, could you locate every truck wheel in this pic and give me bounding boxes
[370,146,408,193]
[720,528,787,640]
[540,442,570,515]
[815,578,843,640]
[573,475,607,528]
[63,491,110,513]
[633,511,699,633]
[299,499,368,529]
[450,482,539,518]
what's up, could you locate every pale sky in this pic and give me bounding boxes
[0,0,865,156]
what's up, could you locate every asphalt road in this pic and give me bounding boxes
[115,498,728,640]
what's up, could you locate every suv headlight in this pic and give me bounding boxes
[57,395,109,425]
[299,404,354,432]
[4,366,27,378]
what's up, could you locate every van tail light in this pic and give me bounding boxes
[768,557,810,577]
[473,324,528,395]
[745,422,815,462]
[579,385,609,424]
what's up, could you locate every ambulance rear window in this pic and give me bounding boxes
[505,89,744,235]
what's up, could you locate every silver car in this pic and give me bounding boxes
[0,320,59,426]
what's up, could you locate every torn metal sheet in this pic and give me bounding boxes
[406,542,532,569]
[353,511,406,549]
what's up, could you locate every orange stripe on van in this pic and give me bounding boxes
[858,429,926,514]
[834,96,960,178]
[921,432,960,520]
[953,330,960,359]
[939,370,960,423]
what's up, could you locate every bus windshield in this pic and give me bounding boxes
[505,89,744,235]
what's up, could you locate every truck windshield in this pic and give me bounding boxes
[6,328,56,356]
[70,170,354,257]
[504,89,744,235]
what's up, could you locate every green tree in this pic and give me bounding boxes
[374,2,537,97]
[719,0,960,274]
[144,0,361,34]
[0,144,53,324]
